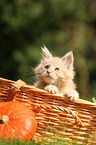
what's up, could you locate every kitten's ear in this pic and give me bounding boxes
[62,51,74,69]
[41,45,52,60]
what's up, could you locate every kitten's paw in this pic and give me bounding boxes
[64,89,79,100]
[45,85,59,94]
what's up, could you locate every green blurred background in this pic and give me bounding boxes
[0,0,96,100]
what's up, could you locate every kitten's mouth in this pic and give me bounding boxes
[44,74,56,84]
[46,74,52,79]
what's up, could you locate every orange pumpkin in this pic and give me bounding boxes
[0,102,4,106]
[0,101,37,141]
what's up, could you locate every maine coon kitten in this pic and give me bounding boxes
[34,46,79,100]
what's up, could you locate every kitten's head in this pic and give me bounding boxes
[35,46,75,84]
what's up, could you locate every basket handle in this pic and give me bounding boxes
[63,107,83,126]
[6,79,26,101]
[33,104,83,126]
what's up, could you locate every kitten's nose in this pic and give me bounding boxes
[47,70,51,74]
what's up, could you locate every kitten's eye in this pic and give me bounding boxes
[55,67,60,71]
[44,65,50,69]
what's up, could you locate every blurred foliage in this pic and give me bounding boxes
[0,0,96,99]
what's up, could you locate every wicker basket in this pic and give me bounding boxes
[0,77,96,144]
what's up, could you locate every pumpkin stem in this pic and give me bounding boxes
[0,115,9,123]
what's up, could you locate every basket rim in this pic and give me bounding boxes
[0,77,96,107]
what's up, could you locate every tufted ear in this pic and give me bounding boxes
[41,45,52,60]
[62,51,74,69]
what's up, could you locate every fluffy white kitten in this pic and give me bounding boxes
[34,46,79,100]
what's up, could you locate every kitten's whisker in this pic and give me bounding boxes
[36,74,43,77]
[26,75,36,84]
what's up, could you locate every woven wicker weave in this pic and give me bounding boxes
[0,77,96,144]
